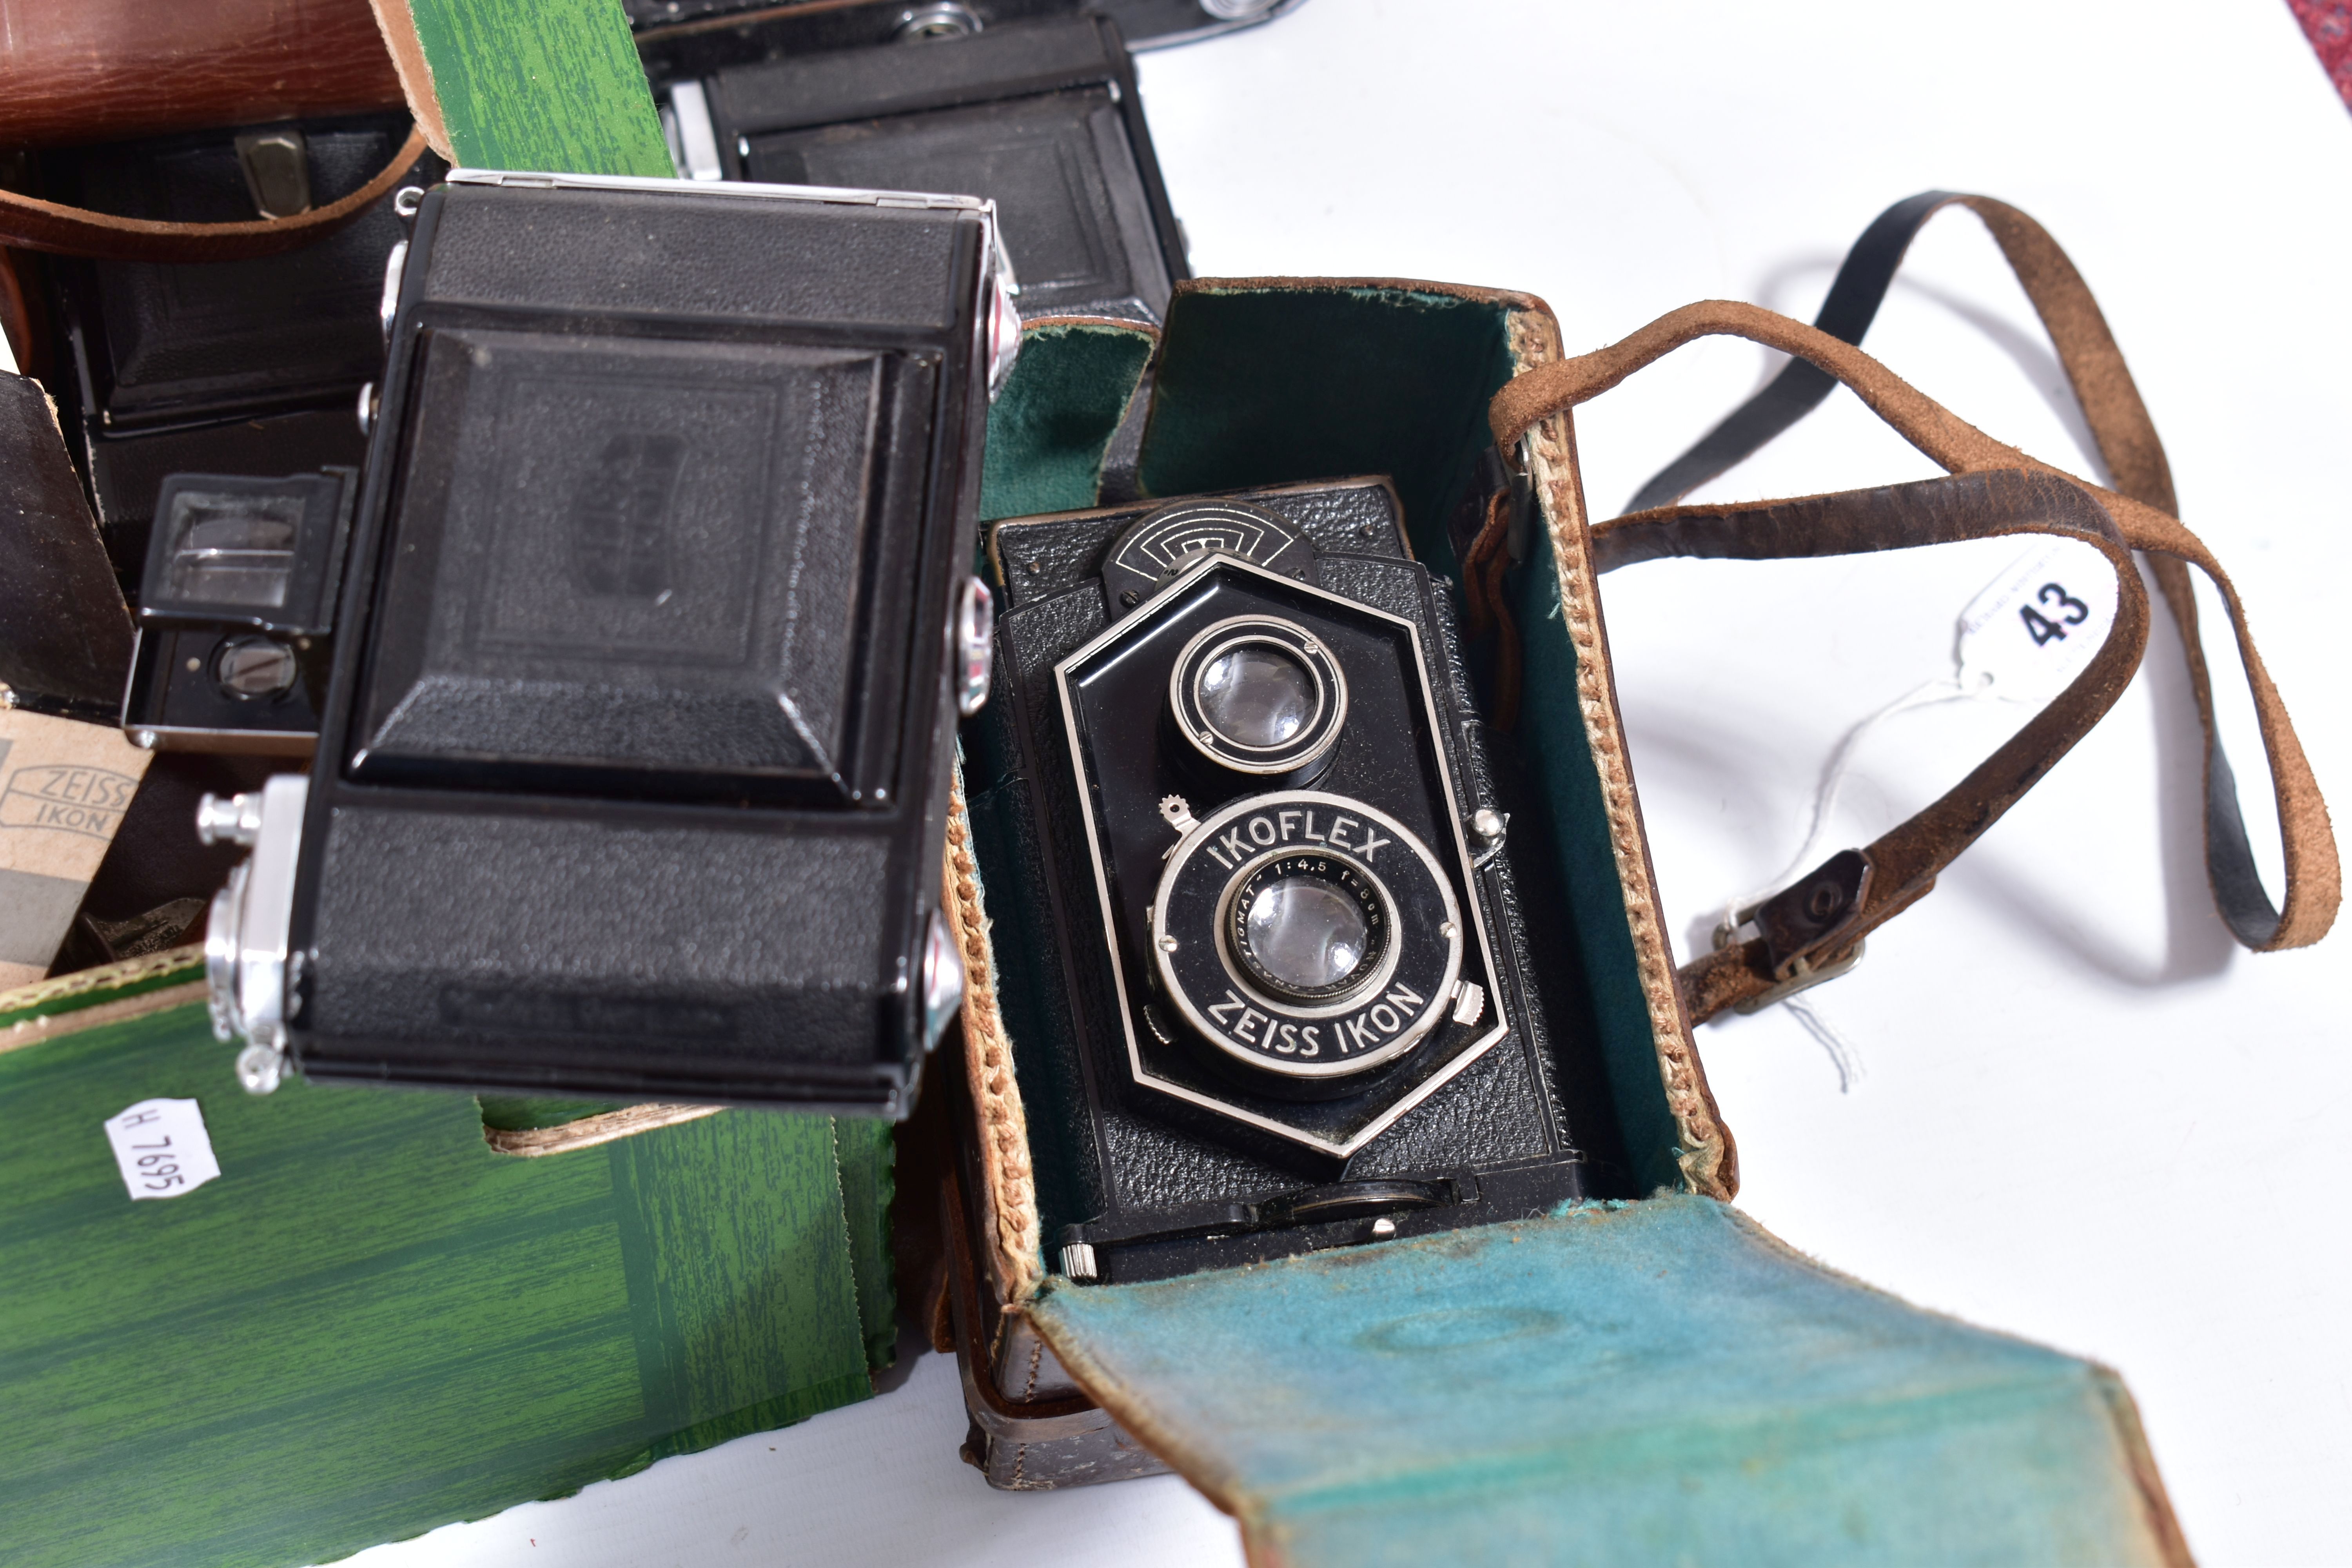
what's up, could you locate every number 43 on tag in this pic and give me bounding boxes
[103,1098,222,1200]
[1954,538,2119,704]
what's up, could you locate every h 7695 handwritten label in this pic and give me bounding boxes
[103,1098,222,1201]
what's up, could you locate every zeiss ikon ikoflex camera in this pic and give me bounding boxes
[970,477,1624,1285]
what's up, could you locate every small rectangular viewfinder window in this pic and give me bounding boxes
[160,489,304,608]
[140,470,354,631]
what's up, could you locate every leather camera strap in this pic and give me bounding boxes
[1628,194,2302,965]
[0,125,428,263]
[1491,299,2338,1023]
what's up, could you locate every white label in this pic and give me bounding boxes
[103,1098,221,1201]
[1953,539,2120,705]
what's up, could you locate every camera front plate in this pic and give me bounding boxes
[1152,789,1465,1081]
[1055,553,1509,1156]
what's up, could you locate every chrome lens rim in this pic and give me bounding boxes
[1151,790,1462,1080]
[1168,615,1347,776]
[1216,846,1400,1013]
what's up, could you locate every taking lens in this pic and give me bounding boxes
[1198,644,1314,750]
[1244,873,1368,990]
[1228,852,1387,1004]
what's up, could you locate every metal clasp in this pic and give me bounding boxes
[1713,848,1873,1012]
[1723,940,1866,1014]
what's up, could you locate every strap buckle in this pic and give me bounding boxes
[1713,848,1873,1012]
[1725,940,1866,1014]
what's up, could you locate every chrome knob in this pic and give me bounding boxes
[195,792,263,848]
[955,575,995,717]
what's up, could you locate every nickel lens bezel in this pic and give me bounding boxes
[1168,615,1348,776]
[1220,846,1399,1010]
[1151,790,1463,1080]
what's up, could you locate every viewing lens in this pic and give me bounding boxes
[1198,644,1314,750]
[1243,872,1370,994]
[162,491,304,609]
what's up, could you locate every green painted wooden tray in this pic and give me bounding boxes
[0,960,887,1568]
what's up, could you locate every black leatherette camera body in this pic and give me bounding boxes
[971,477,1617,1285]
[653,13,1185,323]
[281,172,1000,1110]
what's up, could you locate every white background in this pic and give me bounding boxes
[346,2,2352,1562]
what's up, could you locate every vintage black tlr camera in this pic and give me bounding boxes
[203,168,1019,1111]
[36,112,438,584]
[642,7,1188,324]
[971,475,1624,1286]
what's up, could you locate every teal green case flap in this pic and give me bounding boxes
[981,318,1158,523]
[0,996,875,1568]
[1031,1195,2183,1566]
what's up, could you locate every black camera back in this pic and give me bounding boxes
[972,477,1631,1285]
[649,12,1185,324]
[201,171,1011,1112]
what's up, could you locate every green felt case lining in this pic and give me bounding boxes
[1030,1195,2181,1567]
[1138,282,1512,575]
[1510,516,1688,1195]
[978,317,1158,523]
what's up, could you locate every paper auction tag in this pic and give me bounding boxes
[103,1098,222,1200]
[0,707,152,987]
[1953,538,2121,705]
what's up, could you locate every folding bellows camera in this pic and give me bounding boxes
[204,170,1018,1110]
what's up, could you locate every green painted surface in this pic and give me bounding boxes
[979,320,1157,522]
[832,1118,899,1369]
[609,1112,872,1462]
[1034,1196,2172,1568]
[408,0,673,177]
[0,1002,871,1568]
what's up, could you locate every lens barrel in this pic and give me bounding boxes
[1230,853,1386,1002]
[1150,789,1463,1082]
[1169,615,1347,777]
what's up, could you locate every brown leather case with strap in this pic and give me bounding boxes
[0,0,423,264]
[1487,199,2339,1025]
